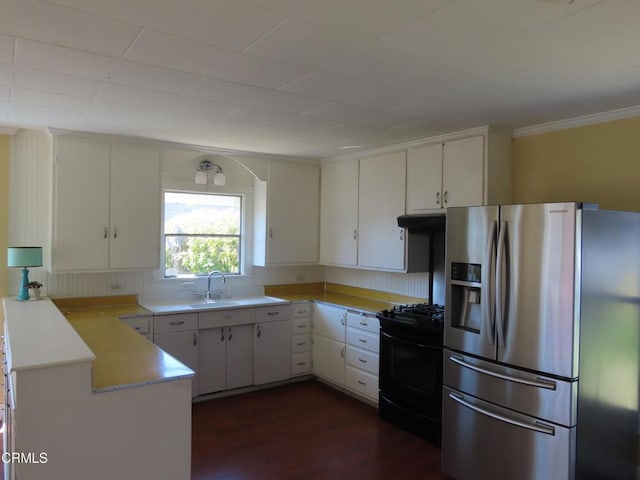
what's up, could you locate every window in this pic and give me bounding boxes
[164,192,242,277]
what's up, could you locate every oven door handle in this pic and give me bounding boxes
[381,331,436,350]
[449,355,556,390]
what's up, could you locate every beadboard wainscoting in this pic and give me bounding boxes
[324,267,429,300]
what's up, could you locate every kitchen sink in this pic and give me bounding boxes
[188,299,240,309]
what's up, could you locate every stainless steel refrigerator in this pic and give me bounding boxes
[442,202,640,480]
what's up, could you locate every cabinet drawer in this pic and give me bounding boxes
[346,345,379,375]
[292,334,311,353]
[346,328,379,353]
[291,353,312,375]
[255,304,291,322]
[122,316,150,335]
[346,366,378,400]
[291,303,312,318]
[291,317,311,334]
[346,311,379,334]
[154,313,198,333]
[199,308,255,329]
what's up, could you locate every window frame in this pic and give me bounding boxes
[162,189,245,278]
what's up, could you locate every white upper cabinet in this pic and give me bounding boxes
[52,137,160,271]
[110,144,161,269]
[319,160,358,267]
[357,151,407,271]
[253,160,320,266]
[406,129,512,213]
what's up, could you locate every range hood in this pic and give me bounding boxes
[397,213,446,234]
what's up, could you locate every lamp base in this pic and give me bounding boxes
[16,267,30,301]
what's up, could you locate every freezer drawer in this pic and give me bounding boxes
[442,386,575,480]
[443,349,577,427]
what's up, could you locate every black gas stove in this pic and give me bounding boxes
[378,303,445,332]
[377,303,445,445]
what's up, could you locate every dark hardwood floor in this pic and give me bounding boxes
[192,380,449,480]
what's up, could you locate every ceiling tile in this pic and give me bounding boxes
[124,29,312,90]
[14,39,203,94]
[452,0,602,30]
[242,0,448,40]
[0,0,141,57]
[11,87,92,111]
[185,77,328,114]
[301,102,418,129]
[44,0,287,52]
[13,66,103,98]
[226,106,342,132]
[0,34,13,64]
[280,70,416,110]
[6,102,81,124]
[94,83,239,117]
[0,84,10,101]
[0,64,12,85]
[245,20,367,73]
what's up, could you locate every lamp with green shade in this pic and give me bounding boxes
[7,247,43,301]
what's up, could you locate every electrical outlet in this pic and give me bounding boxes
[295,274,305,283]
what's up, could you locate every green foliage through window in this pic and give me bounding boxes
[164,192,241,276]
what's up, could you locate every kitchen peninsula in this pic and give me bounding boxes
[2,296,193,480]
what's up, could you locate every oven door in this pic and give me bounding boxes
[379,327,443,419]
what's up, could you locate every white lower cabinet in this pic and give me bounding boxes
[198,324,253,395]
[312,335,345,385]
[290,302,312,376]
[344,311,380,402]
[121,315,152,340]
[254,319,292,385]
[311,303,347,386]
[154,314,199,397]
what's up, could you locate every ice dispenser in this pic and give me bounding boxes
[449,262,482,333]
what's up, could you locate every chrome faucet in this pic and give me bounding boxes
[206,271,226,299]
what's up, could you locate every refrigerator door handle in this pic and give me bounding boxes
[449,354,557,390]
[495,220,507,347]
[448,392,556,436]
[483,220,497,344]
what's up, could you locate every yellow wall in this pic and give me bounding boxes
[0,134,9,306]
[512,116,640,212]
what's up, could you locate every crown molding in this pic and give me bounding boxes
[513,104,640,138]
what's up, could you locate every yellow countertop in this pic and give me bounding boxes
[265,282,426,313]
[59,302,194,393]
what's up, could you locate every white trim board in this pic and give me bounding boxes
[513,104,640,138]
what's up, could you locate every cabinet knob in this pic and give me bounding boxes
[399,229,404,241]
[256,325,261,338]
[103,227,108,239]
[353,229,357,240]
[443,190,448,204]
[113,227,118,239]
[436,191,440,205]
[228,327,233,341]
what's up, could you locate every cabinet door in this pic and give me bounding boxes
[442,136,484,208]
[358,151,406,271]
[319,160,358,266]
[406,143,443,212]
[225,324,253,390]
[312,335,345,386]
[253,320,291,385]
[265,161,320,264]
[312,303,346,342]
[154,330,198,397]
[110,144,160,269]
[53,139,110,271]
[198,328,226,395]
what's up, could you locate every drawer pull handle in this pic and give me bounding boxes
[169,320,185,326]
[359,321,368,326]
[296,342,306,346]
[358,380,367,386]
[296,362,307,366]
[358,358,367,363]
[267,311,279,316]
[134,327,141,331]
[296,325,306,329]
[359,338,367,343]
[296,310,306,315]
